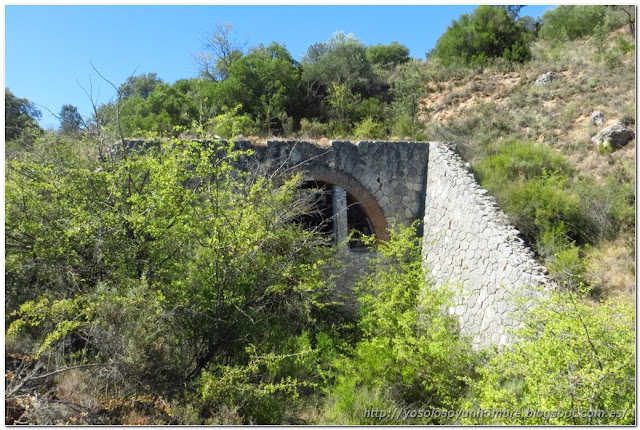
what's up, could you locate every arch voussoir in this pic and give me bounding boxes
[304,166,389,242]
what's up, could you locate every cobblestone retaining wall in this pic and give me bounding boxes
[422,142,551,349]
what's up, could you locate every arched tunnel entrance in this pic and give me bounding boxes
[300,181,376,248]
[300,166,389,245]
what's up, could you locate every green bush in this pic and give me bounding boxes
[389,60,429,128]
[466,288,635,424]
[299,118,329,139]
[391,114,421,139]
[571,174,636,242]
[212,105,259,137]
[537,223,588,289]
[355,97,384,121]
[474,139,569,182]
[472,140,591,247]
[5,137,348,422]
[502,174,586,245]
[321,223,476,424]
[353,117,386,140]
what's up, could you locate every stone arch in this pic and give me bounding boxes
[304,166,389,242]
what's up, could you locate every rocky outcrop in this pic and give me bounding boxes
[591,110,606,126]
[533,71,556,86]
[592,122,635,149]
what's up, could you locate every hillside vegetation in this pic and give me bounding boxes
[422,26,635,297]
[5,5,636,425]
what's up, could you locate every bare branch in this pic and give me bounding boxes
[88,62,140,145]
[29,362,117,381]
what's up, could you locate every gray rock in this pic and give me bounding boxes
[591,110,606,126]
[592,122,635,149]
[533,71,556,86]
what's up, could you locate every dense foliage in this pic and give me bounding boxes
[5,136,352,423]
[431,6,532,69]
[89,32,421,141]
[5,5,635,425]
[466,287,635,425]
[321,224,477,424]
[539,5,607,41]
[5,88,42,144]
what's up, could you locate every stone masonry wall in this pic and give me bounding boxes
[422,142,551,349]
[238,140,430,239]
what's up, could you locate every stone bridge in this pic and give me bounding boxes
[237,140,429,244]
[233,139,552,349]
[128,138,552,349]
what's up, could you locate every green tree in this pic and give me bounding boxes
[59,104,85,135]
[516,15,542,38]
[215,42,303,133]
[366,41,410,68]
[432,5,532,69]
[302,32,373,95]
[493,5,524,20]
[538,5,607,41]
[118,72,163,99]
[389,60,428,135]
[5,88,42,142]
[327,82,360,127]
[170,78,218,125]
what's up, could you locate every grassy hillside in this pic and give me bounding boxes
[420,29,635,297]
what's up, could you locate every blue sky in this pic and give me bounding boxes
[5,5,553,129]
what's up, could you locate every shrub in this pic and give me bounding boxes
[571,174,636,242]
[474,140,589,246]
[353,117,386,140]
[391,114,423,140]
[355,97,384,121]
[501,174,587,245]
[474,139,569,183]
[299,118,329,139]
[326,119,350,138]
[537,223,588,289]
[212,106,259,137]
[389,61,429,133]
[466,288,635,424]
[6,137,347,422]
[321,223,476,424]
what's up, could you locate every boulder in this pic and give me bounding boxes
[591,110,606,126]
[533,71,556,86]
[591,122,635,149]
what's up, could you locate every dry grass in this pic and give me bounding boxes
[54,369,101,410]
[248,136,336,148]
[422,32,635,175]
[585,236,636,297]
